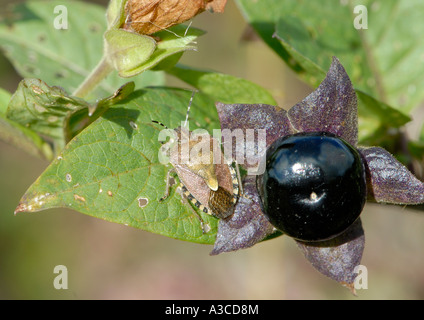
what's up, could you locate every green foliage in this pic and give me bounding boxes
[237,0,424,152]
[14,88,220,244]
[168,65,277,105]
[7,78,90,153]
[0,84,53,159]
[0,0,164,100]
[238,0,424,113]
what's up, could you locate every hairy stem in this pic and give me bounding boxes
[72,55,114,98]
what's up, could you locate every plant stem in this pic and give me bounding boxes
[72,55,114,98]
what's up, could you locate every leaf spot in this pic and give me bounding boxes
[34,104,47,113]
[89,23,101,33]
[74,194,86,202]
[48,115,58,123]
[138,197,149,208]
[107,190,113,197]
[37,33,47,43]
[54,70,68,79]
[65,173,72,182]
[24,65,40,75]
[27,51,38,63]
[32,86,45,95]
[32,193,51,207]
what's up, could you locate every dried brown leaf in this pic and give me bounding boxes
[124,0,227,35]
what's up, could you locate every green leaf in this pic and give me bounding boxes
[408,139,424,161]
[65,81,136,141]
[272,8,372,95]
[168,64,277,105]
[6,78,137,159]
[0,86,53,159]
[0,0,164,100]
[235,0,303,72]
[409,123,424,160]
[0,87,11,114]
[6,78,90,153]
[0,113,53,160]
[237,0,421,150]
[357,90,410,144]
[95,81,136,110]
[14,88,221,244]
[255,0,424,112]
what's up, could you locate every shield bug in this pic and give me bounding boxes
[153,92,241,232]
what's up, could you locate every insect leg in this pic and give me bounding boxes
[230,160,252,202]
[234,160,243,197]
[178,184,211,234]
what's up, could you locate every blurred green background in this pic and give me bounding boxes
[1,0,424,300]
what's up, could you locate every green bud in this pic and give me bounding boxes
[103,2,205,78]
[104,29,157,78]
[106,0,128,29]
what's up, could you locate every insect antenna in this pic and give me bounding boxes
[183,90,198,129]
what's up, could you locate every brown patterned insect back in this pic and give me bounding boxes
[208,186,236,219]
[171,133,239,219]
[153,92,240,232]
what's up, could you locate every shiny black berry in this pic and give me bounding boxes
[257,132,366,242]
